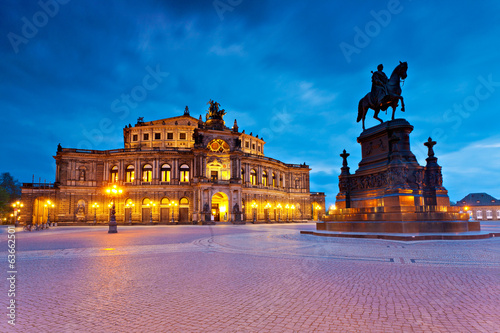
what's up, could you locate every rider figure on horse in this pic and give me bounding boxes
[371,64,388,109]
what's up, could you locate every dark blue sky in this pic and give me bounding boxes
[2,0,500,205]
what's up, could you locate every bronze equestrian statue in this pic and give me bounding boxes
[357,61,408,130]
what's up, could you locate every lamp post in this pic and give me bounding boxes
[12,201,23,227]
[251,202,258,223]
[169,201,178,224]
[105,184,123,233]
[285,204,289,222]
[315,205,321,221]
[264,202,271,222]
[125,201,134,225]
[277,203,282,222]
[291,204,296,222]
[148,201,156,225]
[92,202,99,225]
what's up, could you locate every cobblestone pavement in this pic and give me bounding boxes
[1,223,499,332]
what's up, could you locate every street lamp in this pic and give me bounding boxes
[12,201,23,227]
[277,203,282,222]
[264,202,271,222]
[285,204,289,222]
[315,205,321,221]
[147,201,156,225]
[291,204,296,222]
[44,200,55,228]
[251,202,258,223]
[169,201,178,223]
[92,202,99,225]
[125,201,134,225]
[105,184,123,233]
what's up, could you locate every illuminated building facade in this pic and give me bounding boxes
[21,102,325,225]
[456,193,500,221]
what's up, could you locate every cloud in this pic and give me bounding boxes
[439,136,500,200]
[209,44,244,56]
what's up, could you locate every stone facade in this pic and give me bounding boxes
[456,193,500,221]
[21,105,325,225]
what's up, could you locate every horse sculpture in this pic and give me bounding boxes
[357,61,408,130]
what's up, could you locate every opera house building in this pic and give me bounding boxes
[21,101,325,225]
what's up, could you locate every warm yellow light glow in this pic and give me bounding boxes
[264,203,271,209]
[285,204,289,209]
[220,205,227,213]
[251,202,258,208]
[106,184,123,196]
[102,248,115,251]
[464,206,469,211]
[291,205,295,210]
[277,203,282,209]
[92,202,99,208]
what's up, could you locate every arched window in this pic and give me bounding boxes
[180,197,189,205]
[142,164,152,182]
[250,169,257,185]
[295,178,300,189]
[262,171,268,186]
[126,165,135,182]
[180,164,190,182]
[161,164,171,182]
[110,165,118,183]
[272,173,276,187]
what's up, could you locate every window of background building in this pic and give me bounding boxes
[250,169,257,185]
[258,145,261,152]
[180,164,190,182]
[133,134,138,141]
[142,164,152,182]
[245,141,249,148]
[262,171,268,186]
[154,133,161,140]
[252,144,256,150]
[167,133,173,140]
[126,165,135,182]
[179,133,187,140]
[497,210,500,219]
[143,133,149,141]
[476,210,483,219]
[211,171,218,181]
[161,164,171,182]
[272,173,276,187]
[486,210,493,219]
[110,166,118,183]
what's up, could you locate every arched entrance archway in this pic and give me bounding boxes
[211,192,229,222]
[33,197,48,225]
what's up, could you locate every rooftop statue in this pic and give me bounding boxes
[357,61,408,130]
[206,99,226,120]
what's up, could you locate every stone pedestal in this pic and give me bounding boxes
[321,119,478,234]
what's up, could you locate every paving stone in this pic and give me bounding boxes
[0,224,499,332]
